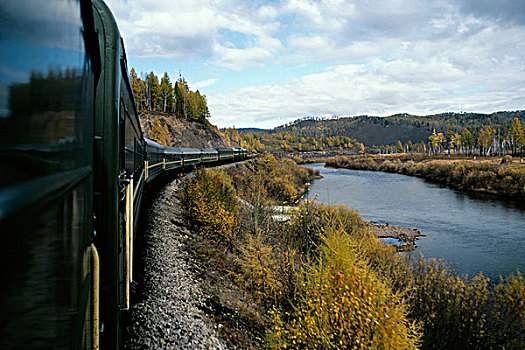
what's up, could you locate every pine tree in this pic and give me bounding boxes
[148,72,161,112]
[130,68,145,111]
[174,77,189,118]
[195,90,210,121]
[406,140,413,153]
[186,91,199,120]
[159,72,174,113]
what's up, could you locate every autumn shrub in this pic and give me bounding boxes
[262,156,315,203]
[286,191,525,349]
[226,154,317,205]
[283,200,363,257]
[357,241,525,349]
[284,200,323,254]
[401,160,416,174]
[399,257,525,349]
[492,272,525,347]
[233,233,284,305]
[266,175,299,202]
[380,159,395,172]
[183,168,237,243]
[268,201,421,349]
[404,257,490,349]
[268,225,421,349]
[451,163,466,182]
[223,157,320,302]
[361,235,412,293]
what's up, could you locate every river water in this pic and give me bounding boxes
[305,163,525,279]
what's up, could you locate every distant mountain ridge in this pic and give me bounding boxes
[270,111,525,146]
[235,127,268,133]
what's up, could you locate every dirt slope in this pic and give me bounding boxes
[140,112,230,149]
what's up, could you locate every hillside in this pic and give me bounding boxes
[140,112,230,148]
[273,111,525,146]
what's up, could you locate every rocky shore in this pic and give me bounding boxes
[368,223,425,252]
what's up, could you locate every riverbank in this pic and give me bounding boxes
[266,203,426,251]
[176,155,525,349]
[324,154,525,197]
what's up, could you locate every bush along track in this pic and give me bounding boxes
[181,155,525,349]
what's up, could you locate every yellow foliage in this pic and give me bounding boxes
[183,169,236,242]
[269,225,421,349]
[495,271,525,330]
[234,233,283,304]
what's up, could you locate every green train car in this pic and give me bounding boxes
[0,0,246,349]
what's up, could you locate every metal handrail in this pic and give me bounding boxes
[147,162,164,169]
[91,244,100,350]
[133,170,144,199]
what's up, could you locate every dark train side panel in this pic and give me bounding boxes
[0,0,99,348]
[0,1,248,349]
[92,0,143,348]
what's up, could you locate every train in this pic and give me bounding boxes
[0,0,246,349]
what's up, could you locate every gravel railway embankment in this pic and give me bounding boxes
[124,178,229,349]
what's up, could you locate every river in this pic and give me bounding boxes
[305,163,525,279]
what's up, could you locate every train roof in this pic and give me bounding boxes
[200,148,218,154]
[144,138,165,148]
[179,148,202,154]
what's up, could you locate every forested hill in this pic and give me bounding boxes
[129,69,230,148]
[274,111,525,146]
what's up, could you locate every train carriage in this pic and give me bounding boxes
[180,148,204,166]
[163,146,184,170]
[91,0,146,347]
[217,148,234,161]
[201,148,219,163]
[144,138,166,181]
[0,0,247,349]
[0,0,100,348]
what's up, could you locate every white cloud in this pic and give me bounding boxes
[257,5,278,20]
[103,0,525,128]
[106,0,282,68]
[213,45,274,71]
[209,25,525,128]
[284,0,324,26]
[192,78,218,89]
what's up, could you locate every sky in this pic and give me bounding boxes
[104,0,525,129]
